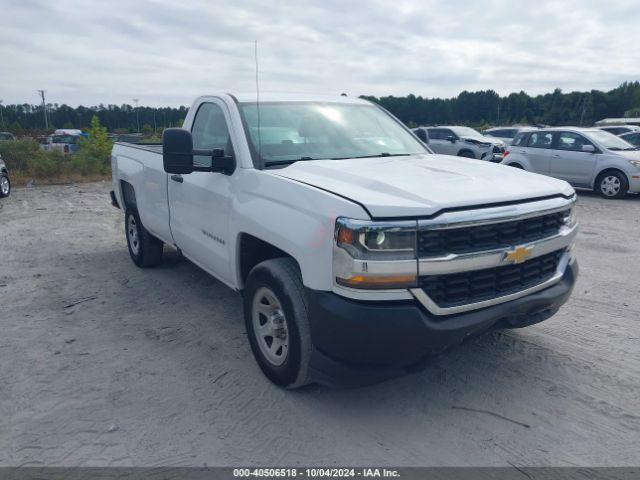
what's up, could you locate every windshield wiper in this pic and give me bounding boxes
[263,157,316,167]
[330,153,412,160]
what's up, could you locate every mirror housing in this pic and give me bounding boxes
[446,135,456,143]
[581,144,596,153]
[163,128,195,174]
[162,128,236,175]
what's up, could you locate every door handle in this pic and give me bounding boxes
[171,174,183,183]
[552,154,560,158]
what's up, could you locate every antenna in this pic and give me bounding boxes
[255,40,262,167]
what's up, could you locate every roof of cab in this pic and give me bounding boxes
[228,92,371,104]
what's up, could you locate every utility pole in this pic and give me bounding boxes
[153,109,157,134]
[0,99,4,127]
[497,100,501,125]
[37,90,49,129]
[132,98,140,133]
[579,95,588,126]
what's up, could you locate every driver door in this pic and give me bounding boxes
[168,100,235,284]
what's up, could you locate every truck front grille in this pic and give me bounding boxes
[418,211,566,258]
[419,249,563,309]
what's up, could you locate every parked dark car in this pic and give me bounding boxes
[0,155,10,198]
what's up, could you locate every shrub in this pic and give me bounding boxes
[0,138,41,172]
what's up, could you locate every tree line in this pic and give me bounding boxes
[1,81,639,133]
[363,81,640,127]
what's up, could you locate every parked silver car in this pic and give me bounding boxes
[483,126,538,145]
[412,126,506,161]
[501,127,640,199]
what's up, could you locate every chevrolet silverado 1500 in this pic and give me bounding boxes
[111,93,578,388]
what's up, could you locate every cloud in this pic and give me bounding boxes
[1,0,638,106]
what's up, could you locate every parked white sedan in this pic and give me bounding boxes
[502,127,640,198]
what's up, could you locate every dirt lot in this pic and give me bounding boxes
[1,181,639,467]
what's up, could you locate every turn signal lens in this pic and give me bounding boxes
[337,225,355,245]
[336,274,417,289]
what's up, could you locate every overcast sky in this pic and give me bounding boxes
[2,0,639,107]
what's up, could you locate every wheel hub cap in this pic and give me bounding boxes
[601,176,621,196]
[127,215,140,255]
[0,177,8,195]
[252,287,289,366]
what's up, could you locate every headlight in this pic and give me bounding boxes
[562,208,577,228]
[628,160,640,169]
[333,218,417,289]
[335,218,416,260]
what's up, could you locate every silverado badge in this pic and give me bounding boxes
[504,245,534,264]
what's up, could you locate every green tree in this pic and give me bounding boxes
[74,115,113,175]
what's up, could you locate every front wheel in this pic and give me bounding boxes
[458,150,476,159]
[243,257,312,389]
[596,171,628,199]
[0,175,10,198]
[125,209,164,267]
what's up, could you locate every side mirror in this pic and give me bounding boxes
[446,135,456,143]
[163,128,195,174]
[162,128,236,175]
[581,144,596,153]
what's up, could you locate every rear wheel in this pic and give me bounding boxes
[596,170,628,199]
[0,175,10,198]
[243,257,312,389]
[125,209,164,267]
[508,163,524,169]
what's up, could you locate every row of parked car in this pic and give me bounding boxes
[412,124,640,199]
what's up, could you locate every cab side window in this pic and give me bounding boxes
[556,131,595,152]
[191,103,233,166]
[527,132,553,149]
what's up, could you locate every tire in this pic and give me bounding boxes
[125,209,164,267]
[595,170,628,199]
[243,257,312,389]
[458,150,476,159]
[0,174,10,198]
[508,163,524,169]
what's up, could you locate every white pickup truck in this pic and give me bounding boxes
[111,93,579,388]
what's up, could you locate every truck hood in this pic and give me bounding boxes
[271,154,574,218]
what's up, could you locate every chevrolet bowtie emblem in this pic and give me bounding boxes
[504,246,534,264]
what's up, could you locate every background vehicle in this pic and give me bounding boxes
[595,117,640,127]
[620,131,640,147]
[0,155,10,198]
[43,133,82,154]
[597,125,640,136]
[0,132,16,141]
[413,126,506,161]
[111,93,578,388]
[502,127,640,198]
[483,126,538,145]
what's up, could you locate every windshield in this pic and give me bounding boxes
[51,135,79,144]
[585,130,637,150]
[450,126,486,140]
[239,102,428,165]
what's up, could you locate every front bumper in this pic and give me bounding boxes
[306,260,578,387]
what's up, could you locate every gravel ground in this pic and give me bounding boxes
[0,181,639,467]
